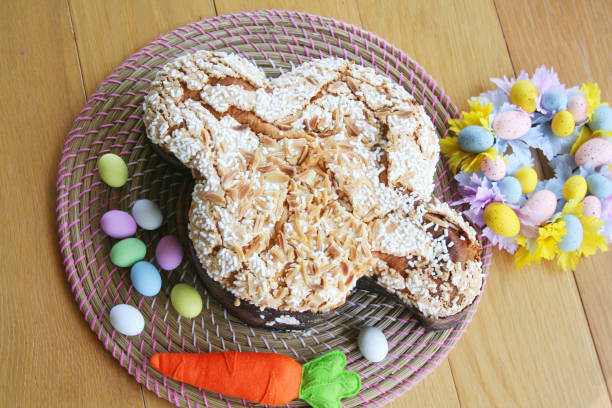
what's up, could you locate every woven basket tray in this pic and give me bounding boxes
[56,10,491,408]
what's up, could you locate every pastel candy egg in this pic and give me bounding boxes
[110,238,146,267]
[562,175,587,200]
[358,326,388,363]
[100,210,137,239]
[514,167,538,194]
[519,189,557,225]
[568,95,588,123]
[583,195,602,218]
[130,261,162,296]
[457,125,494,153]
[510,80,538,113]
[156,235,184,271]
[589,105,612,133]
[481,156,506,181]
[484,202,520,237]
[540,90,568,112]
[109,304,145,336]
[586,174,612,198]
[98,153,128,187]
[131,199,163,230]
[575,137,612,167]
[170,283,203,318]
[558,214,583,252]
[491,110,532,140]
[551,110,575,137]
[498,176,523,204]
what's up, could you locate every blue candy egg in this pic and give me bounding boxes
[457,125,494,153]
[586,174,612,198]
[558,214,583,252]
[130,261,162,296]
[589,105,612,133]
[541,90,568,112]
[498,176,523,204]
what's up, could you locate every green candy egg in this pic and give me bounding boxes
[98,153,128,187]
[110,238,146,267]
[170,283,203,318]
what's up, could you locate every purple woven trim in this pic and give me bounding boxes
[55,9,486,408]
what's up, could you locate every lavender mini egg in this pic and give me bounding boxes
[481,156,506,181]
[492,110,532,140]
[100,210,137,238]
[156,235,184,271]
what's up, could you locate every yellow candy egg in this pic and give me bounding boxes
[484,202,520,237]
[562,175,587,200]
[510,80,538,113]
[514,167,538,194]
[551,110,575,137]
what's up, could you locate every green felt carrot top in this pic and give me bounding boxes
[150,349,361,407]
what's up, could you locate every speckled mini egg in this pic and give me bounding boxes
[358,326,388,363]
[583,195,602,218]
[514,167,538,194]
[589,105,612,133]
[518,189,557,225]
[567,95,588,123]
[586,174,612,198]
[562,175,588,200]
[551,110,575,137]
[559,214,583,252]
[481,156,506,181]
[457,125,494,153]
[491,110,532,140]
[575,137,612,168]
[484,202,520,237]
[510,80,538,113]
[541,90,568,112]
[498,176,523,204]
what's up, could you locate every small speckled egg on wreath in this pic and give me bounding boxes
[440,66,612,270]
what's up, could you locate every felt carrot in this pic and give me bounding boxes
[150,349,360,407]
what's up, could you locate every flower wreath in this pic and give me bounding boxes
[441,66,612,270]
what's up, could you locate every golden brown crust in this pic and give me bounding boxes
[144,50,483,319]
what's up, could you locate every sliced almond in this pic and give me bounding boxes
[202,191,226,206]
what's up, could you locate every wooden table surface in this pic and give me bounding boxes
[1,0,611,406]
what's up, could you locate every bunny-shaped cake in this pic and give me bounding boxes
[144,50,483,330]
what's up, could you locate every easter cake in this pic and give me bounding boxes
[143,50,483,330]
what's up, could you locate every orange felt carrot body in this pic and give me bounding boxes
[151,351,302,405]
[150,350,361,408]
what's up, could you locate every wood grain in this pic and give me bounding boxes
[0,0,145,406]
[68,0,217,96]
[2,0,612,407]
[358,0,610,406]
[495,0,612,398]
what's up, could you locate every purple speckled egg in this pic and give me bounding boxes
[481,156,506,181]
[568,95,588,123]
[575,137,612,168]
[155,235,184,271]
[583,195,602,218]
[492,110,532,140]
[100,210,137,238]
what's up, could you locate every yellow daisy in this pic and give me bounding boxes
[515,221,566,269]
[441,98,498,174]
[581,82,601,120]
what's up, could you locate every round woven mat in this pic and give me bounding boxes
[56,9,491,408]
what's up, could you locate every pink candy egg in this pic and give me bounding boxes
[568,95,588,123]
[481,156,506,181]
[575,137,612,167]
[155,235,184,271]
[583,195,602,218]
[100,210,137,238]
[519,190,557,225]
[492,110,532,140]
